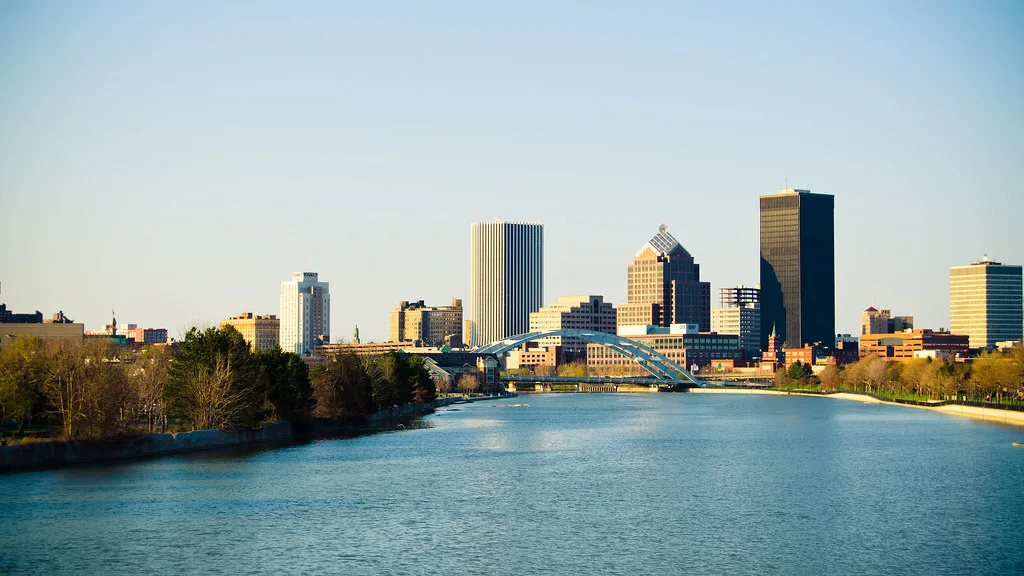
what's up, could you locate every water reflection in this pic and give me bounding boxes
[1,394,1022,575]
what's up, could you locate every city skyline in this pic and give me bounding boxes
[1,2,1022,342]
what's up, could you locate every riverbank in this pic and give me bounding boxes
[691,387,1024,427]
[0,392,518,474]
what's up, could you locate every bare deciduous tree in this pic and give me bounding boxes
[130,346,171,432]
[42,340,92,439]
[456,374,479,394]
[183,356,245,431]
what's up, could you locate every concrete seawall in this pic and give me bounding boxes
[0,395,504,474]
[0,422,294,474]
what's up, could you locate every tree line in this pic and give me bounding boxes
[0,325,447,441]
[777,348,1024,403]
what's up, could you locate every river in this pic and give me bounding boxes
[1,393,1022,575]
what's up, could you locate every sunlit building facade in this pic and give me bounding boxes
[617,225,711,331]
[528,295,616,358]
[950,257,1023,349]
[221,313,280,352]
[469,220,543,347]
[280,272,330,355]
[389,298,464,348]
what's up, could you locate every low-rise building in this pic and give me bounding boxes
[220,313,280,352]
[505,343,559,370]
[782,345,816,368]
[587,324,742,375]
[317,341,446,357]
[832,334,860,365]
[87,323,169,346]
[390,298,464,348]
[529,295,616,360]
[860,329,970,361]
[862,307,913,335]
[418,352,501,393]
[0,303,43,324]
[0,322,84,348]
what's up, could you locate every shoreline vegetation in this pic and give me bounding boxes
[753,348,1024,427]
[771,350,1024,407]
[691,387,1024,427]
[0,393,516,474]
[0,325,485,446]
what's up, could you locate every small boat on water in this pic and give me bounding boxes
[1012,442,1024,447]
[509,404,529,408]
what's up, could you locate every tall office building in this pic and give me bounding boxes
[617,225,711,331]
[280,272,330,355]
[950,257,1023,349]
[469,220,543,347]
[759,189,835,349]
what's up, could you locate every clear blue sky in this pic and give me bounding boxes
[1,1,1021,342]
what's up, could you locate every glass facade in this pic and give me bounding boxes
[760,190,835,349]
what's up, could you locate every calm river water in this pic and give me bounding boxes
[2,393,1023,575]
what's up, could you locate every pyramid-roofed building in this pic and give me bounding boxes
[637,224,692,259]
[618,224,711,331]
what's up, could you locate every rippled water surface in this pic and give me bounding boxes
[2,393,1023,575]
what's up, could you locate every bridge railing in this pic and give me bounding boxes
[501,374,685,386]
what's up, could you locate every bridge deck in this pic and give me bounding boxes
[502,375,684,386]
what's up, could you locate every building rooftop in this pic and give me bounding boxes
[760,188,833,199]
[638,224,691,258]
[477,219,544,226]
[972,255,1002,266]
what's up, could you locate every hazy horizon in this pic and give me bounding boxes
[2,1,1022,342]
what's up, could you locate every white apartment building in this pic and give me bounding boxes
[280,271,330,355]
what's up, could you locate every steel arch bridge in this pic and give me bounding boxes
[476,329,703,387]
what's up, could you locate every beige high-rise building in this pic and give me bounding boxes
[861,308,913,335]
[221,313,280,352]
[950,257,1023,349]
[617,225,710,331]
[389,299,464,348]
[528,295,616,358]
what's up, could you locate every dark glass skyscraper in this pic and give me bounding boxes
[759,189,835,350]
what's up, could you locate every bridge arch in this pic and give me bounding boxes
[475,329,702,386]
